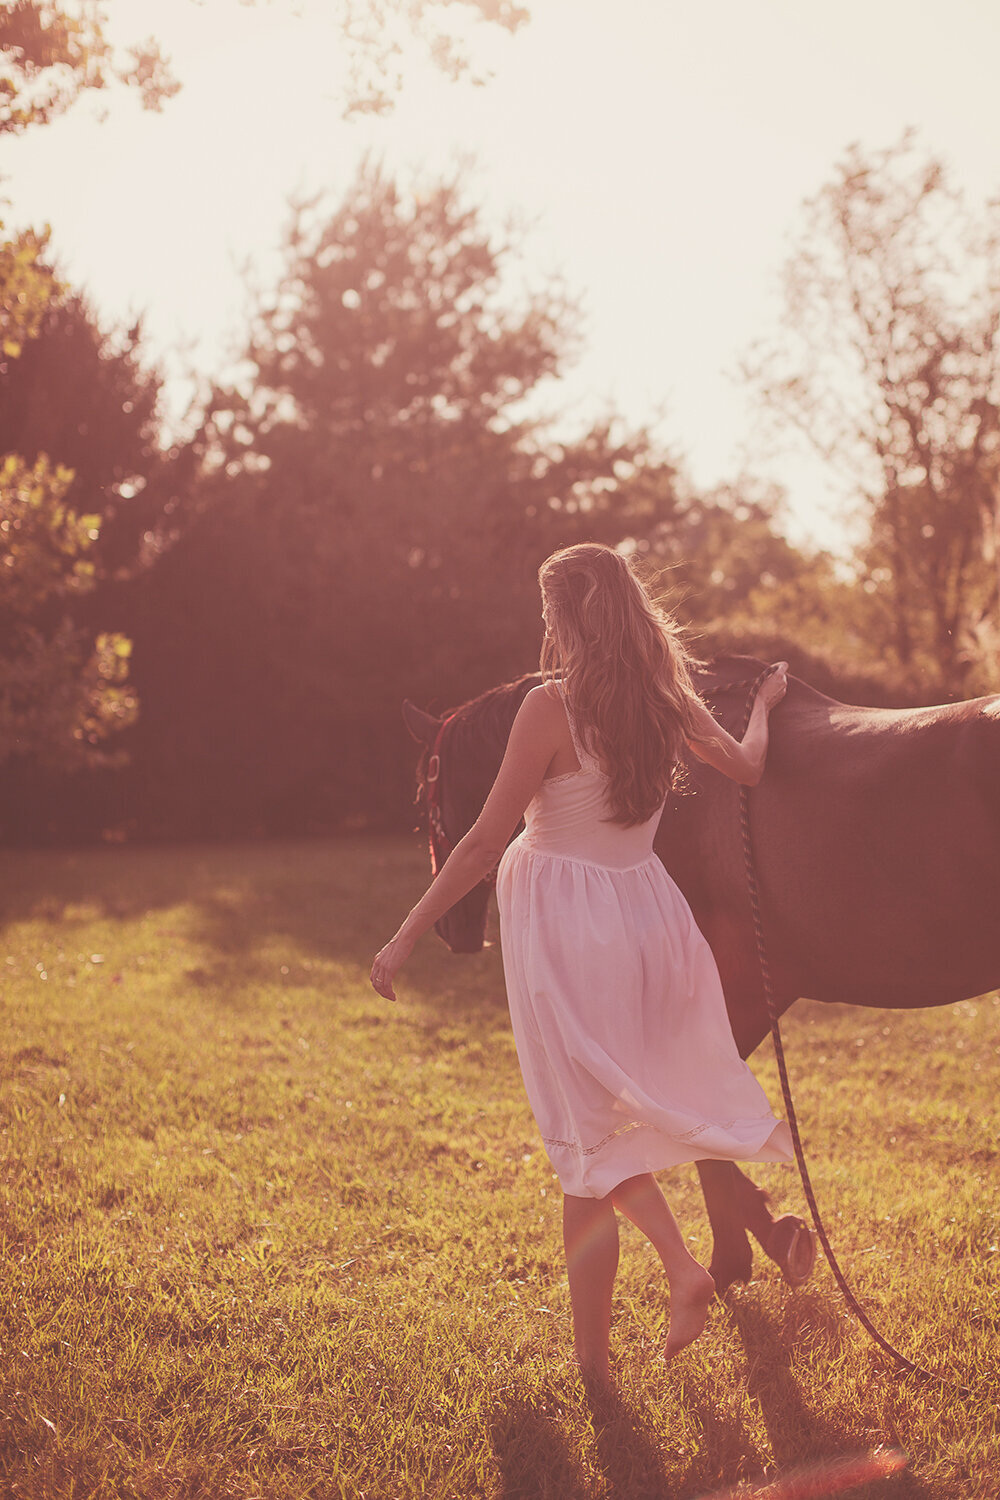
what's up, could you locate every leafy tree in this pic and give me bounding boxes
[623,476,900,700]
[0,451,136,769]
[0,2,181,774]
[0,291,168,572]
[635,478,808,626]
[745,135,1000,696]
[0,222,57,355]
[120,162,653,833]
[0,2,536,826]
[304,0,530,116]
[0,0,527,130]
[0,288,182,771]
[0,288,149,772]
[0,0,178,134]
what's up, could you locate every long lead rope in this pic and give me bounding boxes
[734,666,964,1393]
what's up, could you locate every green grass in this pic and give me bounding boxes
[0,836,997,1499]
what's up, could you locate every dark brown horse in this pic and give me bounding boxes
[403,657,1000,1290]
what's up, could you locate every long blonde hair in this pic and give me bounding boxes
[539,544,706,825]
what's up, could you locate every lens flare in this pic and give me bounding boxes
[694,1447,909,1500]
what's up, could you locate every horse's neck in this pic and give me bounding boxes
[495,681,535,762]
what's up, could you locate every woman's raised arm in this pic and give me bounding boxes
[685,664,787,786]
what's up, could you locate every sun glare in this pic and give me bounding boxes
[8,0,1000,549]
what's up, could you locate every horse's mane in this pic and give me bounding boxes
[438,658,768,757]
[413,673,540,809]
[412,657,782,822]
[446,672,540,735]
[695,654,768,689]
[443,657,763,725]
[416,655,771,782]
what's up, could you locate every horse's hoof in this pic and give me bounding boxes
[766,1214,816,1288]
[708,1256,753,1296]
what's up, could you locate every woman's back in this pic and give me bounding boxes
[521,694,664,870]
[495,682,790,1202]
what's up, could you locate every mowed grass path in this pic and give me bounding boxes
[0,837,997,1499]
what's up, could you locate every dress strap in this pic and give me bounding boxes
[556,681,600,773]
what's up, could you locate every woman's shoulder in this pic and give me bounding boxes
[506,682,574,761]
[522,679,563,702]
[521,681,566,718]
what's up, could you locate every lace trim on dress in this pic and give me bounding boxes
[542,769,587,787]
[555,682,603,775]
[543,1121,646,1157]
[543,1114,771,1157]
[541,766,609,787]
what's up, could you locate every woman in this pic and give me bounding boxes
[371,543,793,1382]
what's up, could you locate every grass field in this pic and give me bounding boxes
[0,836,997,1499]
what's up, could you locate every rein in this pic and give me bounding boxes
[723,667,964,1394]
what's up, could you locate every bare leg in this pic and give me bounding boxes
[611,1173,716,1358]
[562,1193,620,1381]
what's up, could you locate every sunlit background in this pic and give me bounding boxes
[3,0,1000,841]
[8,0,1000,549]
[2,14,999,1494]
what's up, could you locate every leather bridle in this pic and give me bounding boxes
[423,711,498,889]
[424,713,458,876]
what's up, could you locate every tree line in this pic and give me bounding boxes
[2,7,999,844]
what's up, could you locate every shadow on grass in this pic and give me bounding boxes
[725,1284,848,1458]
[0,835,510,1022]
[584,1379,675,1499]
[0,836,415,953]
[490,1394,588,1500]
[491,1381,675,1500]
[691,1287,927,1499]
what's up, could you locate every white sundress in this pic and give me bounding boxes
[495,688,793,1198]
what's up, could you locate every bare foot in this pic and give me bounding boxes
[665,1266,715,1359]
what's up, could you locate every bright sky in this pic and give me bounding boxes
[5,0,1000,550]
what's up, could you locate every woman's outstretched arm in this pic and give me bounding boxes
[370,685,562,1001]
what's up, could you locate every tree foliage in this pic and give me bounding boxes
[119,163,663,834]
[0,221,58,357]
[0,292,168,572]
[0,449,136,769]
[745,136,1000,696]
[313,0,530,116]
[0,0,527,132]
[0,0,178,134]
[0,1,180,773]
[0,288,150,772]
[0,285,167,773]
[0,289,173,772]
[636,479,806,625]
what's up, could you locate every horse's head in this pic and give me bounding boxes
[402,699,497,954]
[403,676,538,955]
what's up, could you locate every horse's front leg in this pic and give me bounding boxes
[696,1160,755,1291]
[697,1160,815,1291]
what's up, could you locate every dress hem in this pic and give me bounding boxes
[544,1119,794,1199]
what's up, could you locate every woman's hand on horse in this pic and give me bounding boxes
[371,933,413,1002]
[760,663,789,713]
